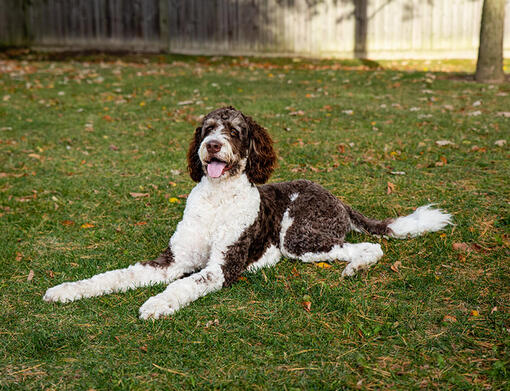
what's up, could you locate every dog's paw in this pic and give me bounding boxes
[342,243,383,277]
[43,283,81,303]
[139,296,176,320]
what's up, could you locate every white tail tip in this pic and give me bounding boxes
[387,204,452,239]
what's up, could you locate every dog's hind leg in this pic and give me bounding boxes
[281,213,383,277]
[43,248,193,303]
[284,239,383,277]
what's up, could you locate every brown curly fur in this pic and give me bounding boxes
[244,114,277,184]
[186,108,277,185]
[187,127,204,183]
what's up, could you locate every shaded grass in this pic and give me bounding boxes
[0,53,509,389]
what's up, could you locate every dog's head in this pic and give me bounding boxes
[187,106,276,184]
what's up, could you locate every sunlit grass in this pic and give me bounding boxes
[0,52,508,389]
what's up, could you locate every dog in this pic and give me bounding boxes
[44,106,452,319]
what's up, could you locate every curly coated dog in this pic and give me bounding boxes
[44,107,452,319]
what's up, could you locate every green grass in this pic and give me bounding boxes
[0,52,509,390]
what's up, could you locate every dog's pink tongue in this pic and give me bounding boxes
[207,161,226,178]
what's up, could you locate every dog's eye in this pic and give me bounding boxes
[230,128,239,137]
[205,125,214,133]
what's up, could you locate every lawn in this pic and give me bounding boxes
[0,51,509,390]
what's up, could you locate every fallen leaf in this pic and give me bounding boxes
[103,115,113,122]
[316,262,332,269]
[443,315,457,323]
[452,242,470,253]
[390,171,406,175]
[302,301,312,312]
[15,252,23,261]
[238,276,247,281]
[491,306,498,314]
[497,112,510,117]
[134,221,147,226]
[435,140,454,146]
[130,192,149,198]
[140,345,148,353]
[494,139,506,147]
[81,223,94,229]
[337,144,345,153]
[109,144,119,151]
[470,310,480,317]
[390,260,402,273]
[27,270,34,282]
[205,319,219,328]
[387,182,396,195]
[471,145,486,153]
[289,110,305,116]
[61,220,74,226]
[28,153,41,160]
[435,156,447,167]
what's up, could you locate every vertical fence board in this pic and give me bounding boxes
[0,0,509,58]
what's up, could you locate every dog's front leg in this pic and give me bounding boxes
[138,238,252,320]
[43,247,194,303]
[138,262,226,319]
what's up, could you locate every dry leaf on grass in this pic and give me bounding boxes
[387,182,396,195]
[390,261,402,273]
[27,270,34,282]
[81,223,94,229]
[452,242,471,253]
[435,140,454,146]
[316,262,332,269]
[130,192,149,198]
[435,156,447,167]
[205,319,219,328]
[443,315,457,323]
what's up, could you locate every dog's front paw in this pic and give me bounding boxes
[139,296,176,320]
[43,282,82,303]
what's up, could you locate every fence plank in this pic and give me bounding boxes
[0,0,509,58]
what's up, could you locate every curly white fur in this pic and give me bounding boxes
[387,204,452,239]
[43,108,453,320]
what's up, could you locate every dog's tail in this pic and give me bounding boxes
[346,204,452,239]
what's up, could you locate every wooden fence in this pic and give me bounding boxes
[1,0,509,59]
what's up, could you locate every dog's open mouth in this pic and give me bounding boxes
[206,158,231,178]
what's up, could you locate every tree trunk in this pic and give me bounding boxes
[475,0,505,83]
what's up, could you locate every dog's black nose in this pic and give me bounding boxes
[206,140,222,153]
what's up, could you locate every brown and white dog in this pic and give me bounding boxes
[44,107,452,319]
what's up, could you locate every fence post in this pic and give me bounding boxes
[159,0,169,52]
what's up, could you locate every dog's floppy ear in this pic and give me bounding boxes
[187,127,204,182]
[245,115,276,184]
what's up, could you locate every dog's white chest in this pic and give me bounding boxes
[177,175,260,251]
